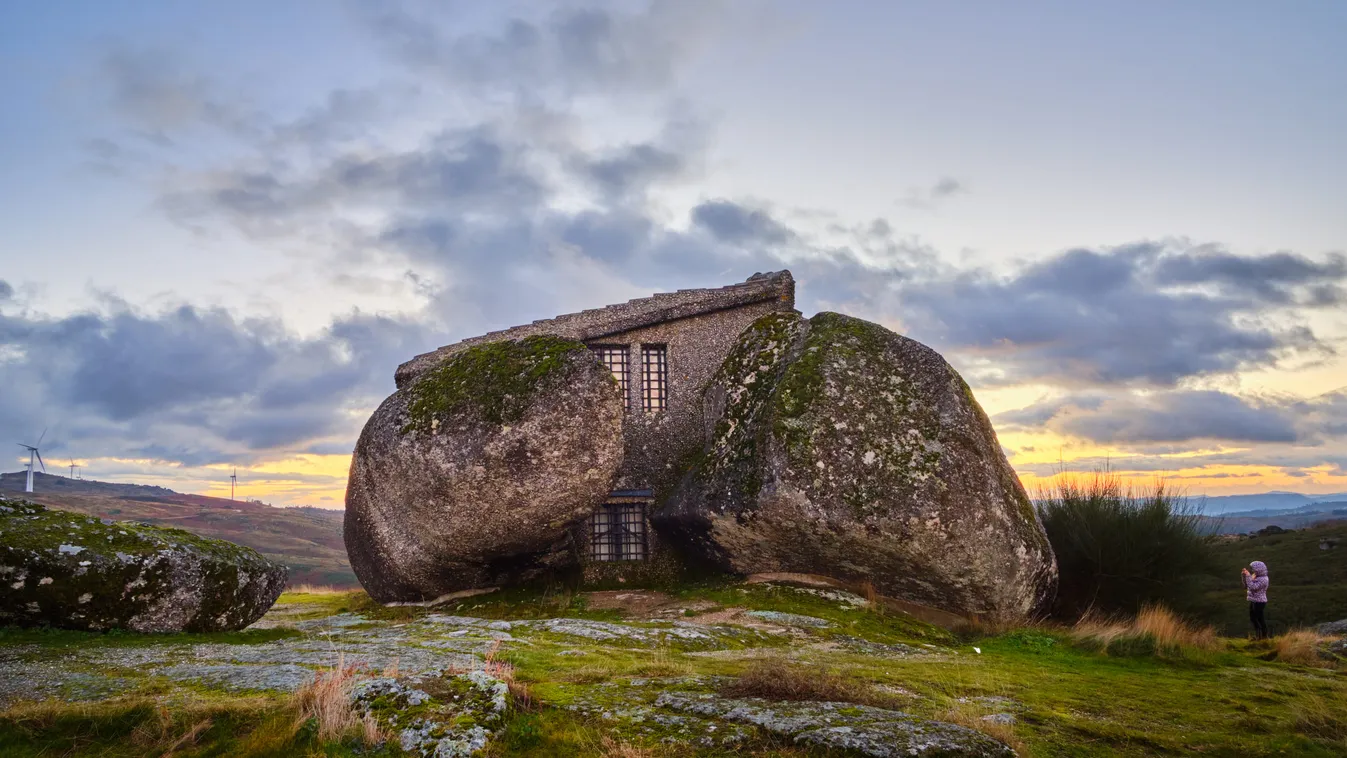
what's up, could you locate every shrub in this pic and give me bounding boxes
[1037,472,1214,618]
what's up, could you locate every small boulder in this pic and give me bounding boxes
[659,312,1057,619]
[0,499,286,632]
[345,336,624,603]
[1317,618,1347,636]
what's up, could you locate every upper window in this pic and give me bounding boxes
[592,345,630,410]
[587,502,648,562]
[641,345,668,413]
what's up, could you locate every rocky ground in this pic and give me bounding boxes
[1,580,1346,756]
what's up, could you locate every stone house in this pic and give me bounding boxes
[394,271,796,574]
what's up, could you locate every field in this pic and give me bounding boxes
[0,472,355,587]
[1,579,1345,757]
[1184,521,1347,637]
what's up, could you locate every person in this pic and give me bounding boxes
[1241,560,1270,639]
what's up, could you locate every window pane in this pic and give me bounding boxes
[585,502,648,562]
[591,346,630,410]
[641,346,667,413]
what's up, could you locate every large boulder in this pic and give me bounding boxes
[658,312,1057,619]
[0,498,286,632]
[345,335,624,603]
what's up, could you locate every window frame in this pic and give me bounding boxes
[587,502,648,562]
[640,344,668,413]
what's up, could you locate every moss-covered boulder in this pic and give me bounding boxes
[0,499,286,632]
[345,336,624,603]
[658,312,1057,619]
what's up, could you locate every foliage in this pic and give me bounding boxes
[1036,472,1215,618]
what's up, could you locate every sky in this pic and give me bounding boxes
[2,0,1345,508]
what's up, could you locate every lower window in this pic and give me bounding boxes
[588,502,648,562]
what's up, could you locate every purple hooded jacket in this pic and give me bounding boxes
[1243,561,1269,603]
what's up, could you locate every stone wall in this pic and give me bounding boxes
[590,298,794,496]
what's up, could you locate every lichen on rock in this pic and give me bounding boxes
[345,335,625,603]
[657,312,1057,619]
[352,668,511,757]
[0,498,286,632]
[656,692,1015,757]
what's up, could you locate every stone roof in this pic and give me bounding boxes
[395,270,796,388]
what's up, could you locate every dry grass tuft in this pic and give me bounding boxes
[721,658,867,704]
[1132,605,1219,650]
[951,614,1030,642]
[1294,688,1347,744]
[1071,605,1219,654]
[158,718,213,758]
[633,644,692,679]
[290,654,382,744]
[859,579,883,615]
[938,703,1026,755]
[599,735,659,757]
[1275,629,1329,666]
[561,664,616,684]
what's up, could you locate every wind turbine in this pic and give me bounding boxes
[230,468,238,501]
[69,460,79,479]
[17,428,46,493]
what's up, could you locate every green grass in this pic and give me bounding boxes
[0,696,404,757]
[1181,521,1347,636]
[4,579,1347,756]
[0,625,301,648]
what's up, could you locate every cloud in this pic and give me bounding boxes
[359,0,722,97]
[161,125,550,239]
[0,280,12,301]
[995,388,1347,477]
[898,176,967,209]
[1153,249,1347,306]
[45,0,1344,493]
[691,200,796,246]
[0,302,438,465]
[896,242,1341,387]
[99,47,263,144]
[997,390,1308,444]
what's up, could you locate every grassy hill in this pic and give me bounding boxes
[0,471,354,588]
[1182,520,1347,636]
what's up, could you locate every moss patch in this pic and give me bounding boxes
[699,312,805,504]
[0,499,284,633]
[773,313,944,517]
[403,335,596,432]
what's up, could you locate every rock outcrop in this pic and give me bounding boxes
[0,498,285,632]
[658,312,1057,619]
[345,336,624,603]
[1317,618,1347,636]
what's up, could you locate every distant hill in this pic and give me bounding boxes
[1,471,355,588]
[1197,502,1347,535]
[1198,491,1347,515]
